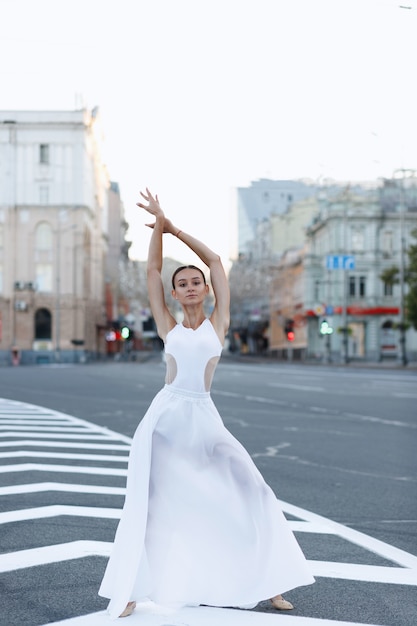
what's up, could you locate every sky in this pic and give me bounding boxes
[1,0,416,266]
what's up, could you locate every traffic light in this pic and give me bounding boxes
[121,326,132,340]
[284,319,295,342]
[319,319,333,336]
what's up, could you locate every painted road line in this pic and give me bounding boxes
[0,451,129,462]
[0,440,131,450]
[49,604,382,626]
[0,462,128,476]
[0,482,126,497]
[310,561,417,585]
[269,382,325,392]
[0,397,415,626]
[0,540,111,573]
[0,432,121,440]
[0,505,121,524]
[279,499,417,570]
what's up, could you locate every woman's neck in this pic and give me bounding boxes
[181,306,206,330]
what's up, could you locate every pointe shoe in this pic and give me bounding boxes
[271,595,294,610]
[119,601,136,618]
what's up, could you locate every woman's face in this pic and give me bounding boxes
[172,268,208,304]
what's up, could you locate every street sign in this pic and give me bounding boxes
[326,255,355,270]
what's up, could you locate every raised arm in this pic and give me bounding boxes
[136,189,176,341]
[175,230,230,342]
[138,188,230,343]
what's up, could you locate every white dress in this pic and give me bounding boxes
[99,319,314,619]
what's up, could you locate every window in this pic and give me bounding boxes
[384,282,393,296]
[35,222,53,251]
[351,228,364,251]
[36,264,53,292]
[382,231,393,254]
[39,185,49,204]
[314,280,320,300]
[39,144,49,164]
[349,276,366,298]
[35,222,53,291]
[359,276,366,297]
[35,308,52,340]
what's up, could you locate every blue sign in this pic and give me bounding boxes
[326,255,355,270]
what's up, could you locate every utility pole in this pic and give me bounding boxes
[393,168,416,366]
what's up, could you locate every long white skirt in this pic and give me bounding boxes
[99,385,314,619]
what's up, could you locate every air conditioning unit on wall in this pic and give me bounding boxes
[15,300,28,311]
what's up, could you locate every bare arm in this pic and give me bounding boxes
[138,188,230,343]
[175,230,230,342]
[136,189,176,341]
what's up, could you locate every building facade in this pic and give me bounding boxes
[0,108,118,365]
[236,178,320,257]
[269,247,307,359]
[233,177,417,361]
[304,183,417,362]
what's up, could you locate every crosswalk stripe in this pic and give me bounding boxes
[0,396,416,626]
[0,504,121,524]
[0,450,129,462]
[0,540,112,573]
[0,482,126,496]
[0,440,130,450]
[0,462,128,476]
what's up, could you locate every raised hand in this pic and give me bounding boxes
[136,188,163,218]
[136,188,177,235]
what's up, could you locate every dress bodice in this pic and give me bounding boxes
[164,319,223,393]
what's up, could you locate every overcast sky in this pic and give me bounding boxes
[1,0,416,265]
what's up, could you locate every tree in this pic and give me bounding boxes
[379,229,417,330]
[405,229,417,330]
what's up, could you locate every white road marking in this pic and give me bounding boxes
[0,431,118,440]
[0,505,121,524]
[0,440,130,450]
[280,499,417,570]
[0,482,126,497]
[252,443,291,458]
[0,450,129,462]
[0,397,416,626]
[269,382,325,392]
[0,462,128,476]
[40,604,384,626]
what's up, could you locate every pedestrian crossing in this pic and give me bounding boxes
[0,397,416,626]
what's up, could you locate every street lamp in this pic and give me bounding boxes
[393,168,416,366]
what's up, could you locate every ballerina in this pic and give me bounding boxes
[98,188,315,619]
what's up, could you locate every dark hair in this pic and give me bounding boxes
[171,265,206,289]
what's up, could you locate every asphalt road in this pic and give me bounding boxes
[0,357,416,626]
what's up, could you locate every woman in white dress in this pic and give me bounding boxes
[99,188,315,619]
